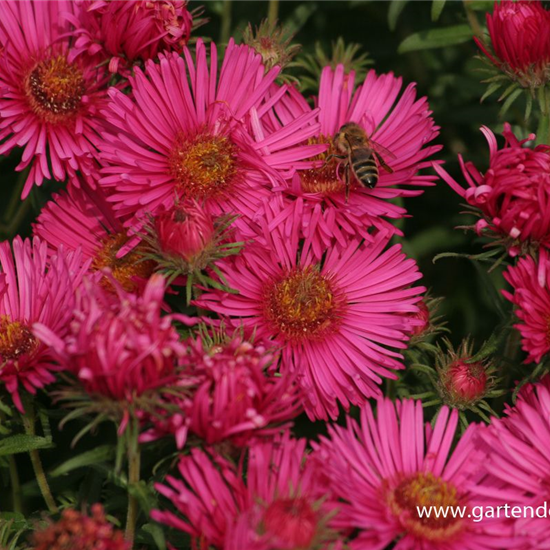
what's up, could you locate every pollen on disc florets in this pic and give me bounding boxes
[168,130,240,200]
[92,232,156,292]
[25,54,86,124]
[300,136,347,195]
[387,472,464,542]
[0,316,39,364]
[264,266,343,342]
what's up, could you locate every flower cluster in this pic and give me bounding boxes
[437,120,550,367]
[7,2,550,550]
[31,504,128,550]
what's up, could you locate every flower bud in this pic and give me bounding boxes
[262,497,318,549]
[443,360,488,405]
[156,202,215,262]
[476,0,550,89]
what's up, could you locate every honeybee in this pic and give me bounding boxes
[327,122,395,199]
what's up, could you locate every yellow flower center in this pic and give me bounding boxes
[387,472,464,542]
[300,136,346,195]
[92,232,156,292]
[169,131,239,200]
[264,266,340,341]
[25,55,85,123]
[0,317,38,363]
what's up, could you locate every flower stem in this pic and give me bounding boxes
[125,419,141,548]
[219,0,232,45]
[537,89,550,146]
[22,405,58,514]
[267,0,279,25]
[462,0,483,39]
[9,456,22,514]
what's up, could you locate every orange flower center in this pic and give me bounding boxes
[387,472,464,542]
[25,55,85,123]
[92,232,155,292]
[0,317,38,363]
[264,266,340,341]
[300,136,346,195]
[169,132,239,200]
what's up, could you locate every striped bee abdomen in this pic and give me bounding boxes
[350,148,378,188]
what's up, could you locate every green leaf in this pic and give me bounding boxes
[388,0,409,31]
[499,88,523,117]
[398,25,472,53]
[0,434,53,456]
[469,0,495,10]
[50,445,114,477]
[480,82,503,103]
[283,2,317,35]
[431,0,446,21]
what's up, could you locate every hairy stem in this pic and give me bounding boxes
[9,456,22,514]
[22,405,58,514]
[462,0,483,39]
[537,88,550,146]
[125,419,141,548]
[267,0,279,25]
[219,0,232,45]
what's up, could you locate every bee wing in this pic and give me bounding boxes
[369,139,395,174]
[369,139,397,160]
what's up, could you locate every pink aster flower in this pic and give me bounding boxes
[0,237,88,412]
[140,331,302,449]
[33,183,155,292]
[480,376,550,549]
[0,0,109,197]
[98,40,323,225]
[249,65,440,251]
[152,433,341,550]
[34,273,186,409]
[70,0,195,74]
[313,398,524,550]
[475,0,550,88]
[502,254,550,364]
[197,204,425,420]
[434,123,550,256]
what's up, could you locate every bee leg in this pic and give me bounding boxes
[344,164,351,202]
[323,154,347,167]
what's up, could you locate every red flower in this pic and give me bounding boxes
[503,254,550,364]
[435,123,550,256]
[31,504,128,550]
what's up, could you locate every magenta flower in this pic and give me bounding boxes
[34,184,155,292]
[480,376,550,549]
[98,40,322,224]
[476,0,550,87]
[503,254,550,364]
[152,433,341,550]
[140,332,302,449]
[197,206,425,420]
[313,398,524,550]
[70,0,194,74]
[256,65,440,251]
[34,274,186,407]
[0,0,109,197]
[0,237,87,412]
[434,123,550,256]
